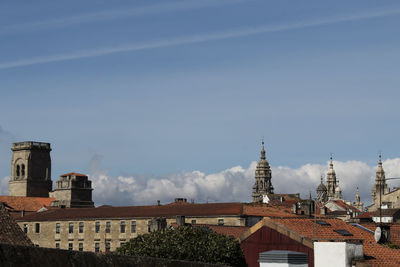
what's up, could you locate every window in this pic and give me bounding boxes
[69,222,74,233]
[35,223,40,233]
[78,243,83,251]
[105,242,110,252]
[21,164,25,177]
[79,222,84,233]
[56,223,60,234]
[131,221,136,233]
[120,221,125,233]
[120,242,125,247]
[68,243,73,251]
[23,224,28,234]
[316,220,331,226]
[95,221,100,233]
[55,243,60,249]
[95,243,100,252]
[191,220,196,224]
[218,219,224,226]
[334,229,353,236]
[148,220,151,232]
[106,221,111,233]
[16,165,20,177]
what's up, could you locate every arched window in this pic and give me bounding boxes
[16,165,20,177]
[21,164,25,177]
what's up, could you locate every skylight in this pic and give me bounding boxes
[334,229,353,236]
[315,220,331,226]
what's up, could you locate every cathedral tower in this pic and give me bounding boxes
[9,141,52,197]
[372,154,388,204]
[252,141,274,202]
[326,156,338,200]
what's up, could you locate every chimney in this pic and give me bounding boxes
[176,215,185,226]
[174,198,187,203]
[157,200,161,206]
[292,203,298,214]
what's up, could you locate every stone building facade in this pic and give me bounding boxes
[252,141,274,202]
[6,141,94,208]
[16,201,253,252]
[9,142,52,197]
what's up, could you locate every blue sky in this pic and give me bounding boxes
[1,1,400,205]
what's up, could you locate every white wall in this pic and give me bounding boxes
[314,242,363,267]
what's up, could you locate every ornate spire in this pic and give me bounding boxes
[355,187,360,203]
[252,140,273,202]
[260,140,266,160]
[326,154,338,200]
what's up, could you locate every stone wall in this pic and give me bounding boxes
[18,215,244,252]
[0,243,227,267]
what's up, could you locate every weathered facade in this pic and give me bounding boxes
[50,173,94,208]
[9,142,52,197]
[252,141,274,202]
[16,201,254,252]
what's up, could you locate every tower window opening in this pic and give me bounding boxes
[21,164,25,177]
[16,165,20,177]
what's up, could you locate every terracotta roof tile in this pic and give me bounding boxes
[16,202,245,221]
[0,204,32,246]
[0,196,55,212]
[242,204,297,217]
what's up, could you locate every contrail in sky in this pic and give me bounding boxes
[0,0,243,34]
[1,8,399,70]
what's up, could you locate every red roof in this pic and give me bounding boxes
[0,196,55,212]
[60,172,87,177]
[240,217,400,266]
[243,204,297,217]
[0,204,32,246]
[17,202,245,222]
[16,202,307,222]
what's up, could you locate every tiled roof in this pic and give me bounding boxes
[239,217,400,266]
[60,172,87,177]
[16,202,305,222]
[372,209,400,217]
[16,202,245,222]
[243,205,297,217]
[329,200,360,213]
[0,203,32,246]
[0,196,55,212]
[355,212,373,219]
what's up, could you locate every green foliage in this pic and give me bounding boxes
[386,243,400,249]
[116,226,247,266]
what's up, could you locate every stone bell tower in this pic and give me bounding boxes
[9,141,52,197]
[252,141,274,202]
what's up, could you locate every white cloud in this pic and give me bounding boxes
[0,158,399,208]
[1,7,400,70]
[89,158,400,207]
